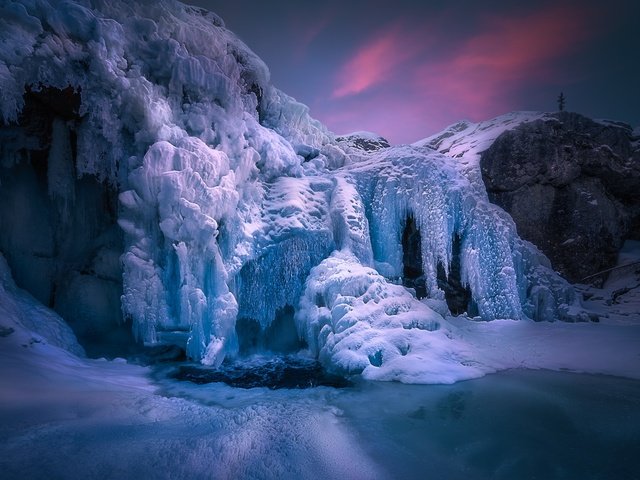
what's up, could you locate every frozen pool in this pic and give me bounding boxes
[2,351,639,480]
[153,360,640,480]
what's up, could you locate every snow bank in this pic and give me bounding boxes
[0,253,84,355]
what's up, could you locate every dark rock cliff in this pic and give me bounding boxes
[480,112,640,282]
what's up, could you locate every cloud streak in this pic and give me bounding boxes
[322,4,597,143]
[331,23,424,98]
[414,4,595,119]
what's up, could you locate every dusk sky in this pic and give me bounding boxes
[186,0,639,144]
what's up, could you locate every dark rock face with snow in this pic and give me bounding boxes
[335,132,390,151]
[0,87,133,356]
[480,112,640,282]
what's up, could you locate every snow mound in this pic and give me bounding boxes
[296,251,484,383]
[0,254,84,356]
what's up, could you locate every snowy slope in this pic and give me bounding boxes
[577,240,640,325]
[413,112,549,191]
[0,0,620,382]
[0,254,84,356]
[413,112,548,157]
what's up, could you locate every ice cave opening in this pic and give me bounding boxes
[236,305,306,355]
[0,86,136,357]
[402,215,426,299]
[401,216,472,315]
[436,235,474,316]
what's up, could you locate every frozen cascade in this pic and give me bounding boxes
[0,0,587,374]
[346,146,576,321]
[237,234,334,331]
[329,176,374,266]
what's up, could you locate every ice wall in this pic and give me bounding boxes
[0,0,339,363]
[0,0,584,370]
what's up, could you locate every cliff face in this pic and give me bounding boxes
[480,112,640,282]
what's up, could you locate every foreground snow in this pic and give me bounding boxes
[0,341,380,479]
[1,303,639,479]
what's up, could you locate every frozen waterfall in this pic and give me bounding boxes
[0,0,586,380]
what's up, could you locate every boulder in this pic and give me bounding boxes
[480,112,640,282]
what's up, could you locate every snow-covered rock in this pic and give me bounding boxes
[418,112,640,282]
[336,131,391,152]
[0,253,84,356]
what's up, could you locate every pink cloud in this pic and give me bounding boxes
[415,5,595,120]
[332,23,425,98]
[319,4,598,143]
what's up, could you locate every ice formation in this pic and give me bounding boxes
[0,0,585,379]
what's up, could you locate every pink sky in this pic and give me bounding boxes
[194,0,637,145]
[312,4,598,143]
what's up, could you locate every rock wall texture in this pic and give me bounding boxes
[480,112,640,282]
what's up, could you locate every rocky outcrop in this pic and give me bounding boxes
[480,112,640,282]
[336,132,390,151]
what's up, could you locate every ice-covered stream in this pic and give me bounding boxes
[2,248,640,478]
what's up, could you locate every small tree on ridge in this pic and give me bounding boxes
[557,92,566,112]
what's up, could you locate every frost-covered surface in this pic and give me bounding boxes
[0,254,84,356]
[413,112,549,190]
[0,0,606,378]
[577,240,640,325]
